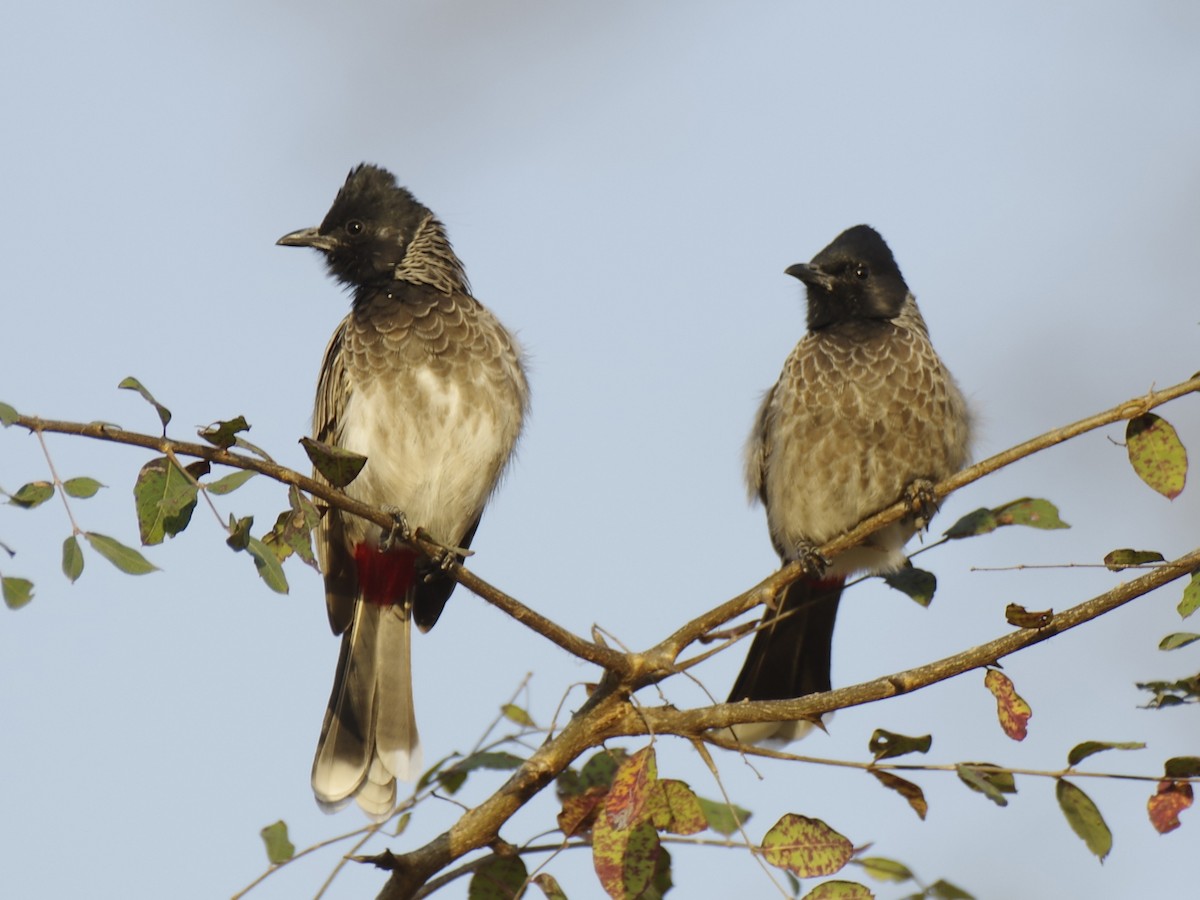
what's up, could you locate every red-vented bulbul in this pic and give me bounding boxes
[728,225,971,742]
[278,165,529,816]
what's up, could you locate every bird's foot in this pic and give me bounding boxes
[414,527,475,574]
[379,508,411,551]
[791,541,830,582]
[904,479,939,531]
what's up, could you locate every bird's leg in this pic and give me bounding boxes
[413,527,476,576]
[770,540,830,611]
[903,479,939,531]
[378,507,411,551]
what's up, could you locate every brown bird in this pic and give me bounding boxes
[728,225,971,743]
[278,165,529,816]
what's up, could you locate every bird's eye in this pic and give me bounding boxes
[345,219,365,237]
[854,264,870,279]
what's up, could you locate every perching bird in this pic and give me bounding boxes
[727,225,971,743]
[278,165,529,816]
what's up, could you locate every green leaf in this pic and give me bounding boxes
[133,457,198,545]
[118,376,171,430]
[246,536,288,594]
[855,856,914,883]
[1126,413,1188,500]
[882,564,936,607]
[647,779,707,835]
[226,514,253,550]
[992,497,1069,530]
[468,855,528,900]
[580,748,628,790]
[8,481,55,509]
[204,469,256,495]
[760,813,853,878]
[869,729,932,761]
[199,416,251,450]
[1103,548,1165,572]
[260,487,320,568]
[1163,756,1200,778]
[501,703,535,727]
[1179,570,1200,619]
[62,477,105,499]
[955,763,1016,806]
[84,532,158,575]
[258,820,295,864]
[300,436,367,488]
[62,535,84,583]
[696,797,751,836]
[1055,778,1112,861]
[2,576,34,610]
[1067,741,1145,768]
[0,401,18,426]
[925,880,975,900]
[1159,632,1200,651]
[1137,677,1200,709]
[943,507,998,539]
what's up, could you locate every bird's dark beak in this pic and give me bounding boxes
[785,262,836,291]
[277,227,337,252]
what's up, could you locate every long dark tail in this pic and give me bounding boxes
[727,575,846,704]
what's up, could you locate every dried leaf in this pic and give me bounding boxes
[1103,548,1165,571]
[531,873,567,900]
[869,729,932,761]
[1005,604,1053,629]
[1148,779,1193,834]
[300,436,367,488]
[869,769,928,820]
[646,779,706,835]
[199,415,251,450]
[801,881,875,900]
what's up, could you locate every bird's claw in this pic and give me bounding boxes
[904,479,939,531]
[793,542,830,579]
[379,507,411,551]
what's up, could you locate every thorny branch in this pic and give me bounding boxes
[7,373,1199,899]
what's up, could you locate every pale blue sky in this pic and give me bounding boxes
[2,3,1199,898]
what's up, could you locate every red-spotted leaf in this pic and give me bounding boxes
[1056,779,1111,860]
[1179,570,1200,619]
[1066,741,1144,768]
[993,497,1069,530]
[1148,780,1193,834]
[760,814,853,878]
[1126,413,1187,500]
[646,779,706,835]
[985,669,1031,741]
[869,769,928,820]
[468,855,528,900]
[1005,604,1053,629]
[604,747,656,832]
[558,785,607,837]
[869,729,932,761]
[593,816,660,900]
[258,820,294,864]
[801,881,875,900]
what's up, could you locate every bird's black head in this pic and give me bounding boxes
[277,164,432,289]
[786,225,910,331]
